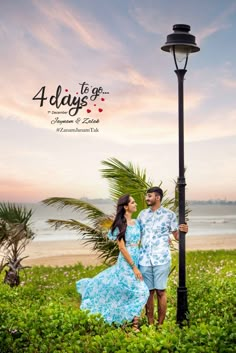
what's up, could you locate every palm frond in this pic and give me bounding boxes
[101,157,152,196]
[47,217,116,263]
[171,178,191,220]
[42,197,107,222]
[100,158,154,214]
[47,215,113,233]
[92,215,113,229]
[43,197,116,262]
[0,203,33,224]
[47,218,95,234]
[82,231,119,265]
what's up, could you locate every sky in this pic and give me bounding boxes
[0,0,236,202]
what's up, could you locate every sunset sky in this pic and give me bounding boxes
[1,0,236,202]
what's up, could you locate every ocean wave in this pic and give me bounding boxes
[190,219,228,224]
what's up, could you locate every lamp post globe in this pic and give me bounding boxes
[161,24,200,326]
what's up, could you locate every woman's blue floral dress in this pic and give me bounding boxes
[76,221,149,325]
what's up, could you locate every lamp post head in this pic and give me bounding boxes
[161,24,200,53]
[161,24,200,70]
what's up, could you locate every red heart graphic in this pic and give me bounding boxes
[65,89,68,92]
[76,92,78,94]
[98,108,103,112]
[101,98,105,101]
[94,104,96,106]
[87,109,91,113]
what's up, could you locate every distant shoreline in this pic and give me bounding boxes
[1,199,236,205]
[32,232,236,242]
[22,234,236,267]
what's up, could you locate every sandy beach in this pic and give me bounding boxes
[21,235,236,267]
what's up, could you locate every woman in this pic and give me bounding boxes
[76,194,149,331]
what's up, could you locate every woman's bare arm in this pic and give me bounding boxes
[117,239,143,280]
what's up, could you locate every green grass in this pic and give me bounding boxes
[0,250,235,352]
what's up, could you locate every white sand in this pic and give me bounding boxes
[21,235,236,267]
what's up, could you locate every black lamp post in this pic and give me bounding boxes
[161,24,200,325]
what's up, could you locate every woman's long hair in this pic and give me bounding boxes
[110,194,130,242]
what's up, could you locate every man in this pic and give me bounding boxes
[137,186,188,325]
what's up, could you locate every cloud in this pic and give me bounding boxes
[0,177,37,202]
[0,97,51,129]
[221,78,236,88]
[197,24,230,43]
[185,108,236,142]
[0,0,235,146]
[130,1,236,50]
[196,2,236,43]
[0,0,130,132]
[32,0,123,52]
[129,5,168,35]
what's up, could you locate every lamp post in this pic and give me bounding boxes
[161,24,200,325]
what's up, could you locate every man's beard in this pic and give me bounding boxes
[146,200,154,206]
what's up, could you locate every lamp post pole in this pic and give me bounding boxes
[175,68,188,325]
[161,24,200,326]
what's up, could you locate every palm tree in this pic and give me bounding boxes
[100,158,177,216]
[0,203,34,287]
[42,197,116,264]
[42,158,178,264]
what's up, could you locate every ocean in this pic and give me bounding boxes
[20,201,236,242]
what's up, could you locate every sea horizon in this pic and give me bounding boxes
[1,199,236,241]
[4,200,234,242]
[1,198,236,204]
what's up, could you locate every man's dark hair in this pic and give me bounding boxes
[147,186,163,201]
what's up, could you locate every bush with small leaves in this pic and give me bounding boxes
[0,250,235,352]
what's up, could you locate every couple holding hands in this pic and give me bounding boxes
[76,187,188,331]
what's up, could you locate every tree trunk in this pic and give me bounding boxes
[4,269,20,287]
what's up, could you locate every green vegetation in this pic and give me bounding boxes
[0,203,34,287]
[0,250,235,352]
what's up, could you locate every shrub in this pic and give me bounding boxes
[0,250,235,352]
